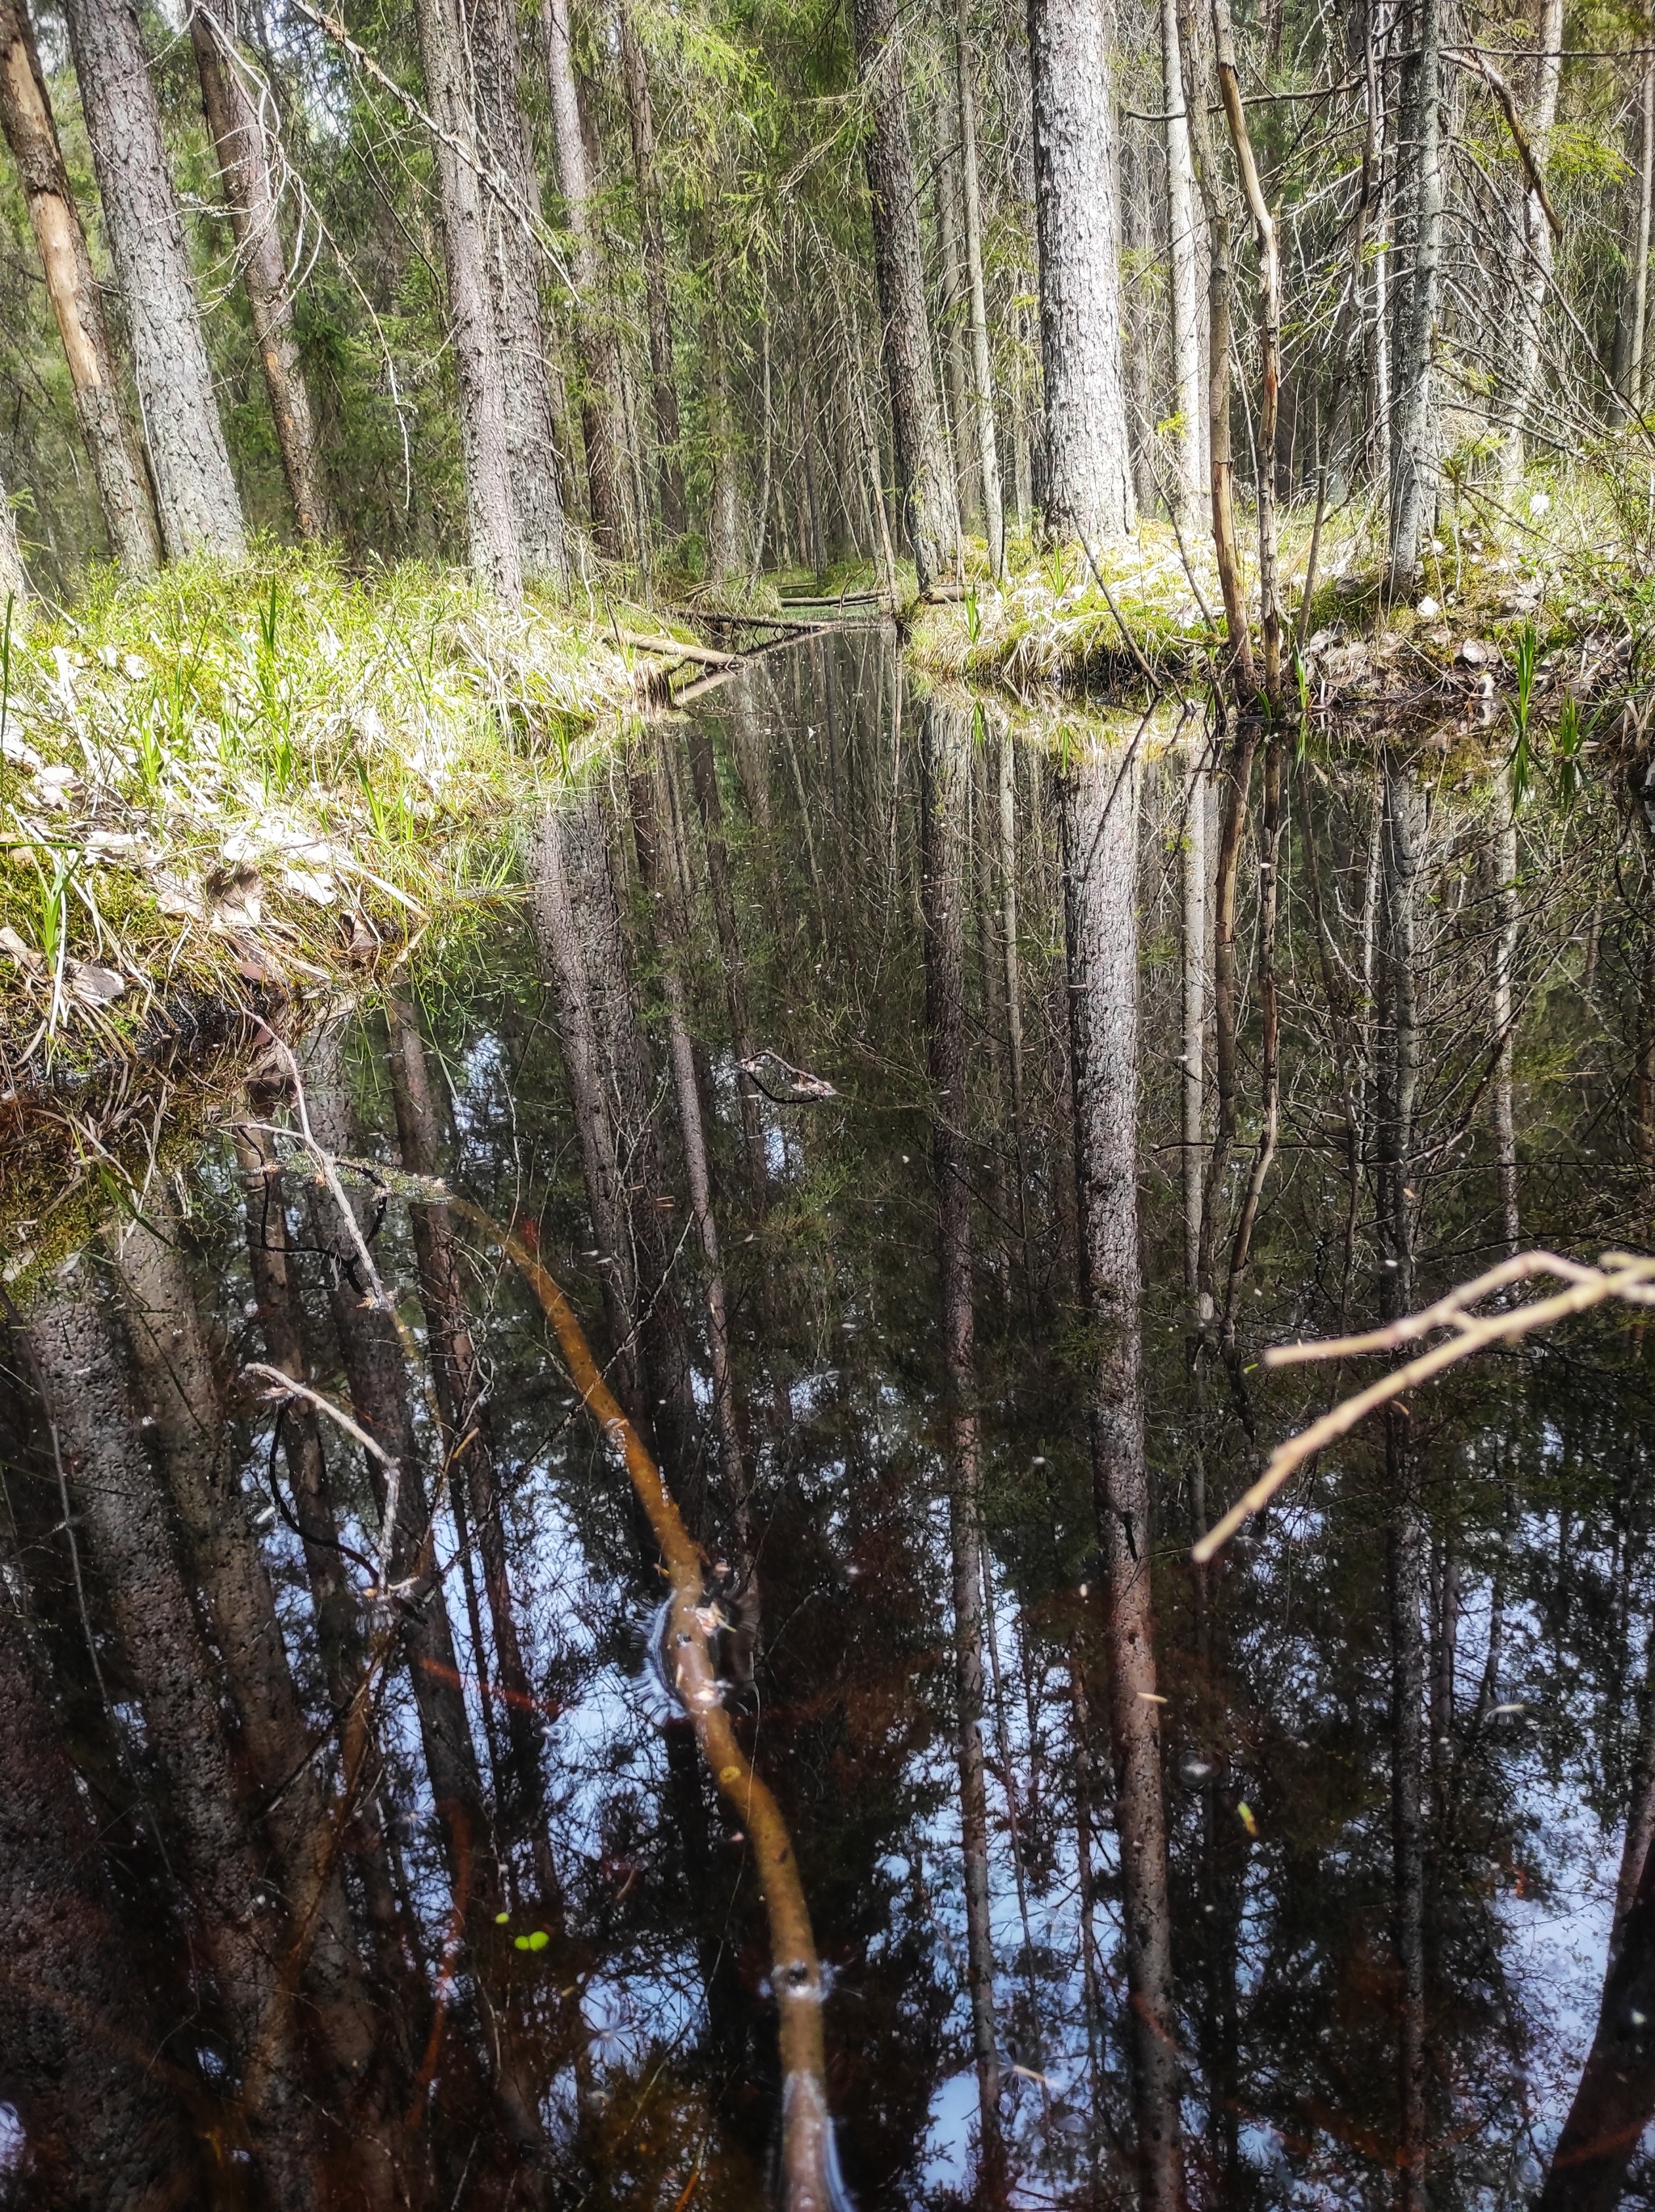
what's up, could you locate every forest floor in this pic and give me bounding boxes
[0,548,727,1119]
[909,481,1650,741]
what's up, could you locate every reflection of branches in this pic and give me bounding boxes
[1192,1249,1655,1564]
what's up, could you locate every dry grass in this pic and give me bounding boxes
[0,546,692,1096]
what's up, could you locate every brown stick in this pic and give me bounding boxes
[452,1198,843,2209]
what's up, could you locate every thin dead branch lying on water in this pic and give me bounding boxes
[1192,1249,1655,1563]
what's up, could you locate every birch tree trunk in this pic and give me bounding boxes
[920,697,1007,2205]
[412,0,523,599]
[1386,0,1444,585]
[852,0,958,590]
[957,18,1004,575]
[543,0,625,555]
[465,0,569,584]
[1028,0,1135,546]
[0,0,158,569]
[61,0,246,559]
[1501,0,1564,482]
[1062,735,1187,2212]
[0,1581,207,2206]
[706,272,746,583]
[618,0,685,536]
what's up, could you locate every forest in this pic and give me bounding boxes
[3,0,1655,2201]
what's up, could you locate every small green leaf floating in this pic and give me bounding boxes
[495,1912,510,1925]
[514,1935,530,1951]
[529,1930,550,1952]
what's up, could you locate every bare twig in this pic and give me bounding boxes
[1192,1249,1655,1563]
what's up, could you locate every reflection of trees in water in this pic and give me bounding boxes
[3,630,1655,2205]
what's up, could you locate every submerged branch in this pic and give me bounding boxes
[451,1196,849,2212]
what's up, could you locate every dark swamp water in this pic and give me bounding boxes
[3,624,1655,2211]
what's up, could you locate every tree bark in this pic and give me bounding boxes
[956,14,1004,576]
[1539,1779,1655,2210]
[464,0,569,584]
[109,1210,405,2210]
[298,1030,556,2191]
[1181,735,1208,1299]
[1632,53,1654,415]
[0,0,158,570]
[1062,734,1187,2212]
[1162,0,1203,525]
[617,0,685,536]
[705,270,746,583]
[1492,778,1520,1254]
[1377,762,1428,2210]
[542,0,625,556]
[852,0,957,590]
[0,1578,207,2210]
[27,1275,327,2208]
[412,0,523,599]
[1027,0,1135,546]
[385,991,557,1873]
[61,0,245,559]
[1501,0,1563,481]
[1386,0,1444,586]
[189,4,331,541]
[921,697,1008,2203]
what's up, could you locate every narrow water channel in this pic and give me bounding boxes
[2,625,1653,2210]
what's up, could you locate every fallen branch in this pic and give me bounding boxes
[1192,1249,1655,1563]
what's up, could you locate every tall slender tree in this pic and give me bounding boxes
[61,0,246,558]
[190,2,332,540]
[1027,0,1135,545]
[852,0,957,589]
[0,0,158,568]
[412,0,524,597]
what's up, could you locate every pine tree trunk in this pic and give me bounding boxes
[1501,0,1563,479]
[921,697,1007,2204]
[705,273,746,582]
[298,1031,558,2189]
[1181,737,1207,1298]
[0,0,158,568]
[110,1211,406,2209]
[956,20,1004,575]
[852,0,957,589]
[933,102,976,530]
[1386,0,1443,586]
[619,0,684,535]
[1162,0,1203,524]
[0,1581,207,2204]
[385,992,556,1866]
[1492,780,1520,1254]
[61,0,245,558]
[1027,0,1135,546]
[465,0,569,584]
[1632,54,1654,414]
[412,0,523,598]
[1376,762,1428,2211]
[543,0,625,556]
[1063,735,1187,2212]
[27,1277,327,2207]
[189,6,331,541]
